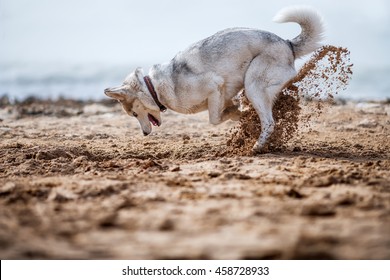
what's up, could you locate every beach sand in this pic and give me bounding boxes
[0,98,389,259]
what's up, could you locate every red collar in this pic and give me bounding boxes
[143,76,167,112]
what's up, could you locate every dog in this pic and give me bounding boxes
[105,6,324,152]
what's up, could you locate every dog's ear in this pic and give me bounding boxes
[124,68,145,92]
[134,67,144,83]
[104,85,127,101]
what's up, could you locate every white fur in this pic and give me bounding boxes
[105,6,325,152]
[273,6,325,58]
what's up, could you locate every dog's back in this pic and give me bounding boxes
[171,7,324,98]
[173,28,288,75]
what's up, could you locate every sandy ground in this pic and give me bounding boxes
[0,98,389,259]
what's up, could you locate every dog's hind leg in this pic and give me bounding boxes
[244,82,277,152]
[244,55,295,153]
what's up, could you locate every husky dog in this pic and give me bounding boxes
[105,6,324,152]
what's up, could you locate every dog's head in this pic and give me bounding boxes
[104,68,162,136]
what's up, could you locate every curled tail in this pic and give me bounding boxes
[273,6,325,58]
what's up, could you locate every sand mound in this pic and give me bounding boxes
[227,45,353,155]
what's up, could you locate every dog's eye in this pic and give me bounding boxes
[132,112,138,117]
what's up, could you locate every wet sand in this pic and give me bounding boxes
[0,98,389,259]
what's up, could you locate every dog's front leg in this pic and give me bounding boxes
[207,91,226,125]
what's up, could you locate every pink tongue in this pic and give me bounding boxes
[148,114,158,126]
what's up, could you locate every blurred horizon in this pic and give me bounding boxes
[1,0,389,101]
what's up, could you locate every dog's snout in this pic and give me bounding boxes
[143,131,150,136]
[104,88,111,94]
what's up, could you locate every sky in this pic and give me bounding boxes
[1,0,389,68]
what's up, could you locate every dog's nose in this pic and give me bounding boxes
[143,131,150,136]
[104,88,110,94]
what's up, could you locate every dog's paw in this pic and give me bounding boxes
[252,142,263,154]
[252,142,269,154]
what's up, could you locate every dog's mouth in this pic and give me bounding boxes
[148,113,161,126]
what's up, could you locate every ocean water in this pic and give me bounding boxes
[0,62,133,101]
[1,0,389,101]
[0,62,389,102]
